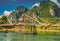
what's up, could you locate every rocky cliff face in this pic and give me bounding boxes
[9,6,28,23]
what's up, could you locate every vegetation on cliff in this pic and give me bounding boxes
[0,16,7,24]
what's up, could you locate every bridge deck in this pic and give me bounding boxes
[0,23,60,27]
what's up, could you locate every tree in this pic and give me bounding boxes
[1,16,7,24]
[0,18,3,24]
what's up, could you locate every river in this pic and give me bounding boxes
[0,32,60,41]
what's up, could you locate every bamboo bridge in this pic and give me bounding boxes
[0,23,60,33]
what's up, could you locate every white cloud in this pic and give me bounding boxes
[51,0,58,3]
[0,15,3,18]
[51,0,60,7]
[32,3,40,7]
[30,3,40,9]
[4,11,12,17]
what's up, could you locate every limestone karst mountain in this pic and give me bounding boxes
[9,0,60,24]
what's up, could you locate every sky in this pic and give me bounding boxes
[0,0,60,15]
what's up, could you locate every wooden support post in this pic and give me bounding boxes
[6,26,8,33]
[33,26,37,34]
[31,26,32,33]
[31,25,37,34]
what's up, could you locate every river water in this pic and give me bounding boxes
[0,32,60,41]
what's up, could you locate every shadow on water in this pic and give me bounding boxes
[21,33,38,41]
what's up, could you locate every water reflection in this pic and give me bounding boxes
[0,32,60,41]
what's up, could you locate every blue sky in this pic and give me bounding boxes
[0,0,60,15]
[0,0,42,15]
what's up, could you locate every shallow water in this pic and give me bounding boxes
[0,32,60,41]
